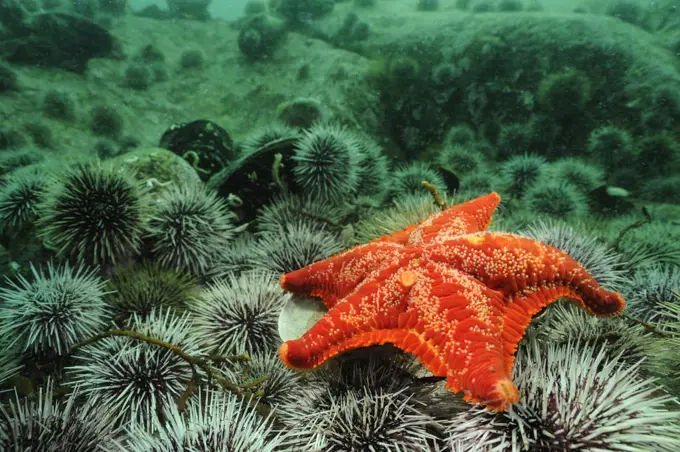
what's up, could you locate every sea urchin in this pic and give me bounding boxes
[190,271,290,356]
[38,164,148,265]
[0,263,109,357]
[146,184,236,275]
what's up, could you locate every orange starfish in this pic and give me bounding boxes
[277,193,625,411]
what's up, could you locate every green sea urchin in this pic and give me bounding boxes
[545,158,605,194]
[499,154,546,198]
[221,352,302,408]
[251,221,344,274]
[353,131,391,198]
[438,144,486,176]
[0,338,22,387]
[38,164,148,265]
[587,126,634,169]
[106,262,197,321]
[292,123,362,203]
[241,123,300,157]
[354,193,445,243]
[0,168,48,236]
[256,194,347,234]
[390,161,447,198]
[207,232,258,280]
[524,180,588,219]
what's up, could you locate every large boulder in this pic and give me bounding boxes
[0,12,115,73]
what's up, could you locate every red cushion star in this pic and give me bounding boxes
[277,193,625,411]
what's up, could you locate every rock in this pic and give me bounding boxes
[0,12,114,73]
[108,147,202,197]
[99,0,128,16]
[0,15,380,171]
[237,14,287,61]
[0,0,31,35]
[133,4,172,20]
[606,186,631,198]
[167,0,211,21]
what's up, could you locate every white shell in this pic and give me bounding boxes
[278,295,327,342]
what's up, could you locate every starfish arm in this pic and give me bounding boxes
[427,232,625,316]
[399,262,520,411]
[372,225,416,245]
[278,265,417,369]
[407,192,501,246]
[280,241,411,309]
[500,285,587,375]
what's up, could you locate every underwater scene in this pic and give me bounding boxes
[1,0,680,450]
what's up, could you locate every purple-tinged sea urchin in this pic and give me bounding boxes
[625,264,680,326]
[538,303,647,369]
[521,219,626,292]
[0,263,109,357]
[643,298,680,395]
[67,309,200,433]
[280,352,450,450]
[251,221,345,274]
[0,382,123,451]
[190,271,289,356]
[446,341,680,451]
[286,388,438,451]
[109,390,284,452]
[146,184,236,275]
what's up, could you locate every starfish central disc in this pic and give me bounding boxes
[276,192,625,411]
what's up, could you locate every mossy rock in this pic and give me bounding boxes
[109,147,202,197]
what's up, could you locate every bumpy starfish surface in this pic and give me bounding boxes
[277,193,625,411]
